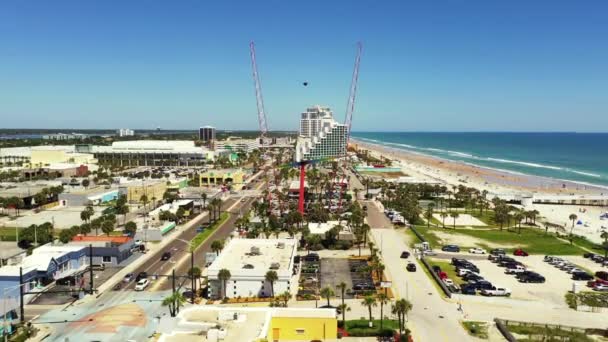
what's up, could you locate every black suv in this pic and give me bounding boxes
[463,273,484,282]
[442,245,460,252]
[490,248,506,256]
[467,281,494,290]
[518,272,545,283]
[400,251,410,259]
[460,285,477,295]
[161,251,171,261]
[596,271,608,281]
[406,263,416,272]
[572,271,594,281]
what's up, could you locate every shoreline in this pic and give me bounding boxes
[351,138,608,195]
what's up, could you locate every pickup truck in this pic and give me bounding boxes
[481,287,511,297]
[505,265,526,274]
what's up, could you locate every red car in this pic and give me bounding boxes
[514,249,529,257]
[588,279,608,288]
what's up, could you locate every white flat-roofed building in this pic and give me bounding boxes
[116,128,135,137]
[214,138,260,154]
[207,239,297,299]
[93,140,213,166]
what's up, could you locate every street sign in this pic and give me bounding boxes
[380,281,392,288]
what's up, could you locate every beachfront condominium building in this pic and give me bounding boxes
[299,105,335,138]
[199,126,216,142]
[295,105,347,162]
[116,128,135,137]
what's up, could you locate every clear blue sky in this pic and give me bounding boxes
[1,1,607,132]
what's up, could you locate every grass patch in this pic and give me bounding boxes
[414,226,586,255]
[0,227,18,241]
[461,321,489,339]
[426,259,463,285]
[190,212,229,250]
[565,291,608,309]
[506,322,594,342]
[345,319,399,337]
[570,235,604,254]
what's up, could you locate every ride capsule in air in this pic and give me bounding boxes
[302,81,308,86]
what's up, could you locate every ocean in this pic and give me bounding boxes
[351,132,608,188]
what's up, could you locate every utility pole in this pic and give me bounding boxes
[171,269,176,317]
[190,251,195,304]
[19,267,24,324]
[88,244,94,295]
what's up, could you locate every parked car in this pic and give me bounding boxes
[469,248,486,254]
[513,249,529,257]
[134,279,150,291]
[518,272,545,283]
[136,272,148,281]
[572,272,594,281]
[505,265,526,274]
[595,271,608,281]
[457,268,478,277]
[583,253,596,259]
[467,281,494,290]
[593,284,608,292]
[463,273,484,282]
[442,245,460,253]
[400,251,410,259]
[481,287,511,297]
[303,253,320,262]
[161,251,172,261]
[432,265,442,273]
[123,273,134,283]
[443,279,456,287]
[587,279,608,288]
[406,263,417,272]
[490,248,506,256]
[460,285,477,295]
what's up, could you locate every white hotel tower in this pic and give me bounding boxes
[295,105,348,162]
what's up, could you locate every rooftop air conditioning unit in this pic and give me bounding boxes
[270,262,280,270]
[250,246,261,255]
[277,242,285,249]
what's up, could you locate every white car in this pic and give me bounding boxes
[134,279,150,291]
[443,278,455,286]
[593,284,608,292]
[457,268,477,277]
[469,248,486,254]
[481,287,511,297]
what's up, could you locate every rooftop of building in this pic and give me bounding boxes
[93,140,209,153]
[0,244,86,277]
[71,235,132,244]
[207,239,296,278]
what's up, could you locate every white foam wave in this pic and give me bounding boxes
[486,158,563,170]
[568,170,601,178]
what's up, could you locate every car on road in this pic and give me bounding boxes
[400,251,410,259]
[161,251,172,261]
[481,287,511,297]
[134,279,150,291]
[469,248,486,254]
[572,271,594,281]
[593,284,608,292]
[406,263,417,272]
[136,272,148,282]
[442,245,460,253]
[513,249,529,257]
[123,273,134,283]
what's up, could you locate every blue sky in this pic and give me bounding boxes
[1,1,607,132]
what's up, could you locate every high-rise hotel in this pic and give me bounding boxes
[295,105,348,162]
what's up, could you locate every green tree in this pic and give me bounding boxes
[162,291,186,317]
[218,269,231,299]
[124,221,137,236]
[601,231,608,258]
[392,298,413,336]
[59,229,74,244]
[320,286,335,307]
[361,295,377,325]
[80,208,92,225]
[569,213,578,234]
[450,212,459,229]
[265,270,279,297]
[211,239,224,256]
[377,292,389,330]
[102,219,114,236]
[440,212,448,228]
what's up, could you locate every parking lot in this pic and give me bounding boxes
[433,252,606,307]
[319,258,354,299]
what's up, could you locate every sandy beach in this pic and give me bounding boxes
[352,139,608,244]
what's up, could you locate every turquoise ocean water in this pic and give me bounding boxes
[351,132,608,188]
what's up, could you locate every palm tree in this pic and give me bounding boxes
[201,192,207,209]
[211,239,224,255]
[377,292,389,330]
[140,194,149,214]
[392,298,413,336]
[601,231,608,258]
[162,291,186,317]
[424,208,433,228]
[218,268,231,299]
[337,303,351,325]
[569,214,578,233]
[336,281,347,321]
[440,212,448,228]
[514,211,525,234]
[450,212,459,229]
[265,270,279,297]
[361,295,377,326]
[320,286,334,307]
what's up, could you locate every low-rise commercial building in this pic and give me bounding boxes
[70,235,134,266]
[93,140,213,167]
[158,306,337,342]
[42,133,88,141]
[59,187,120,206]
[207,239,297,299]
[199,169,245,186]
[117,179,167,204]
[214,139,260,153]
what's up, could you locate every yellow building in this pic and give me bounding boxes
[199,168,245,186]
[120,180,167,203]
[267,309,338,342]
